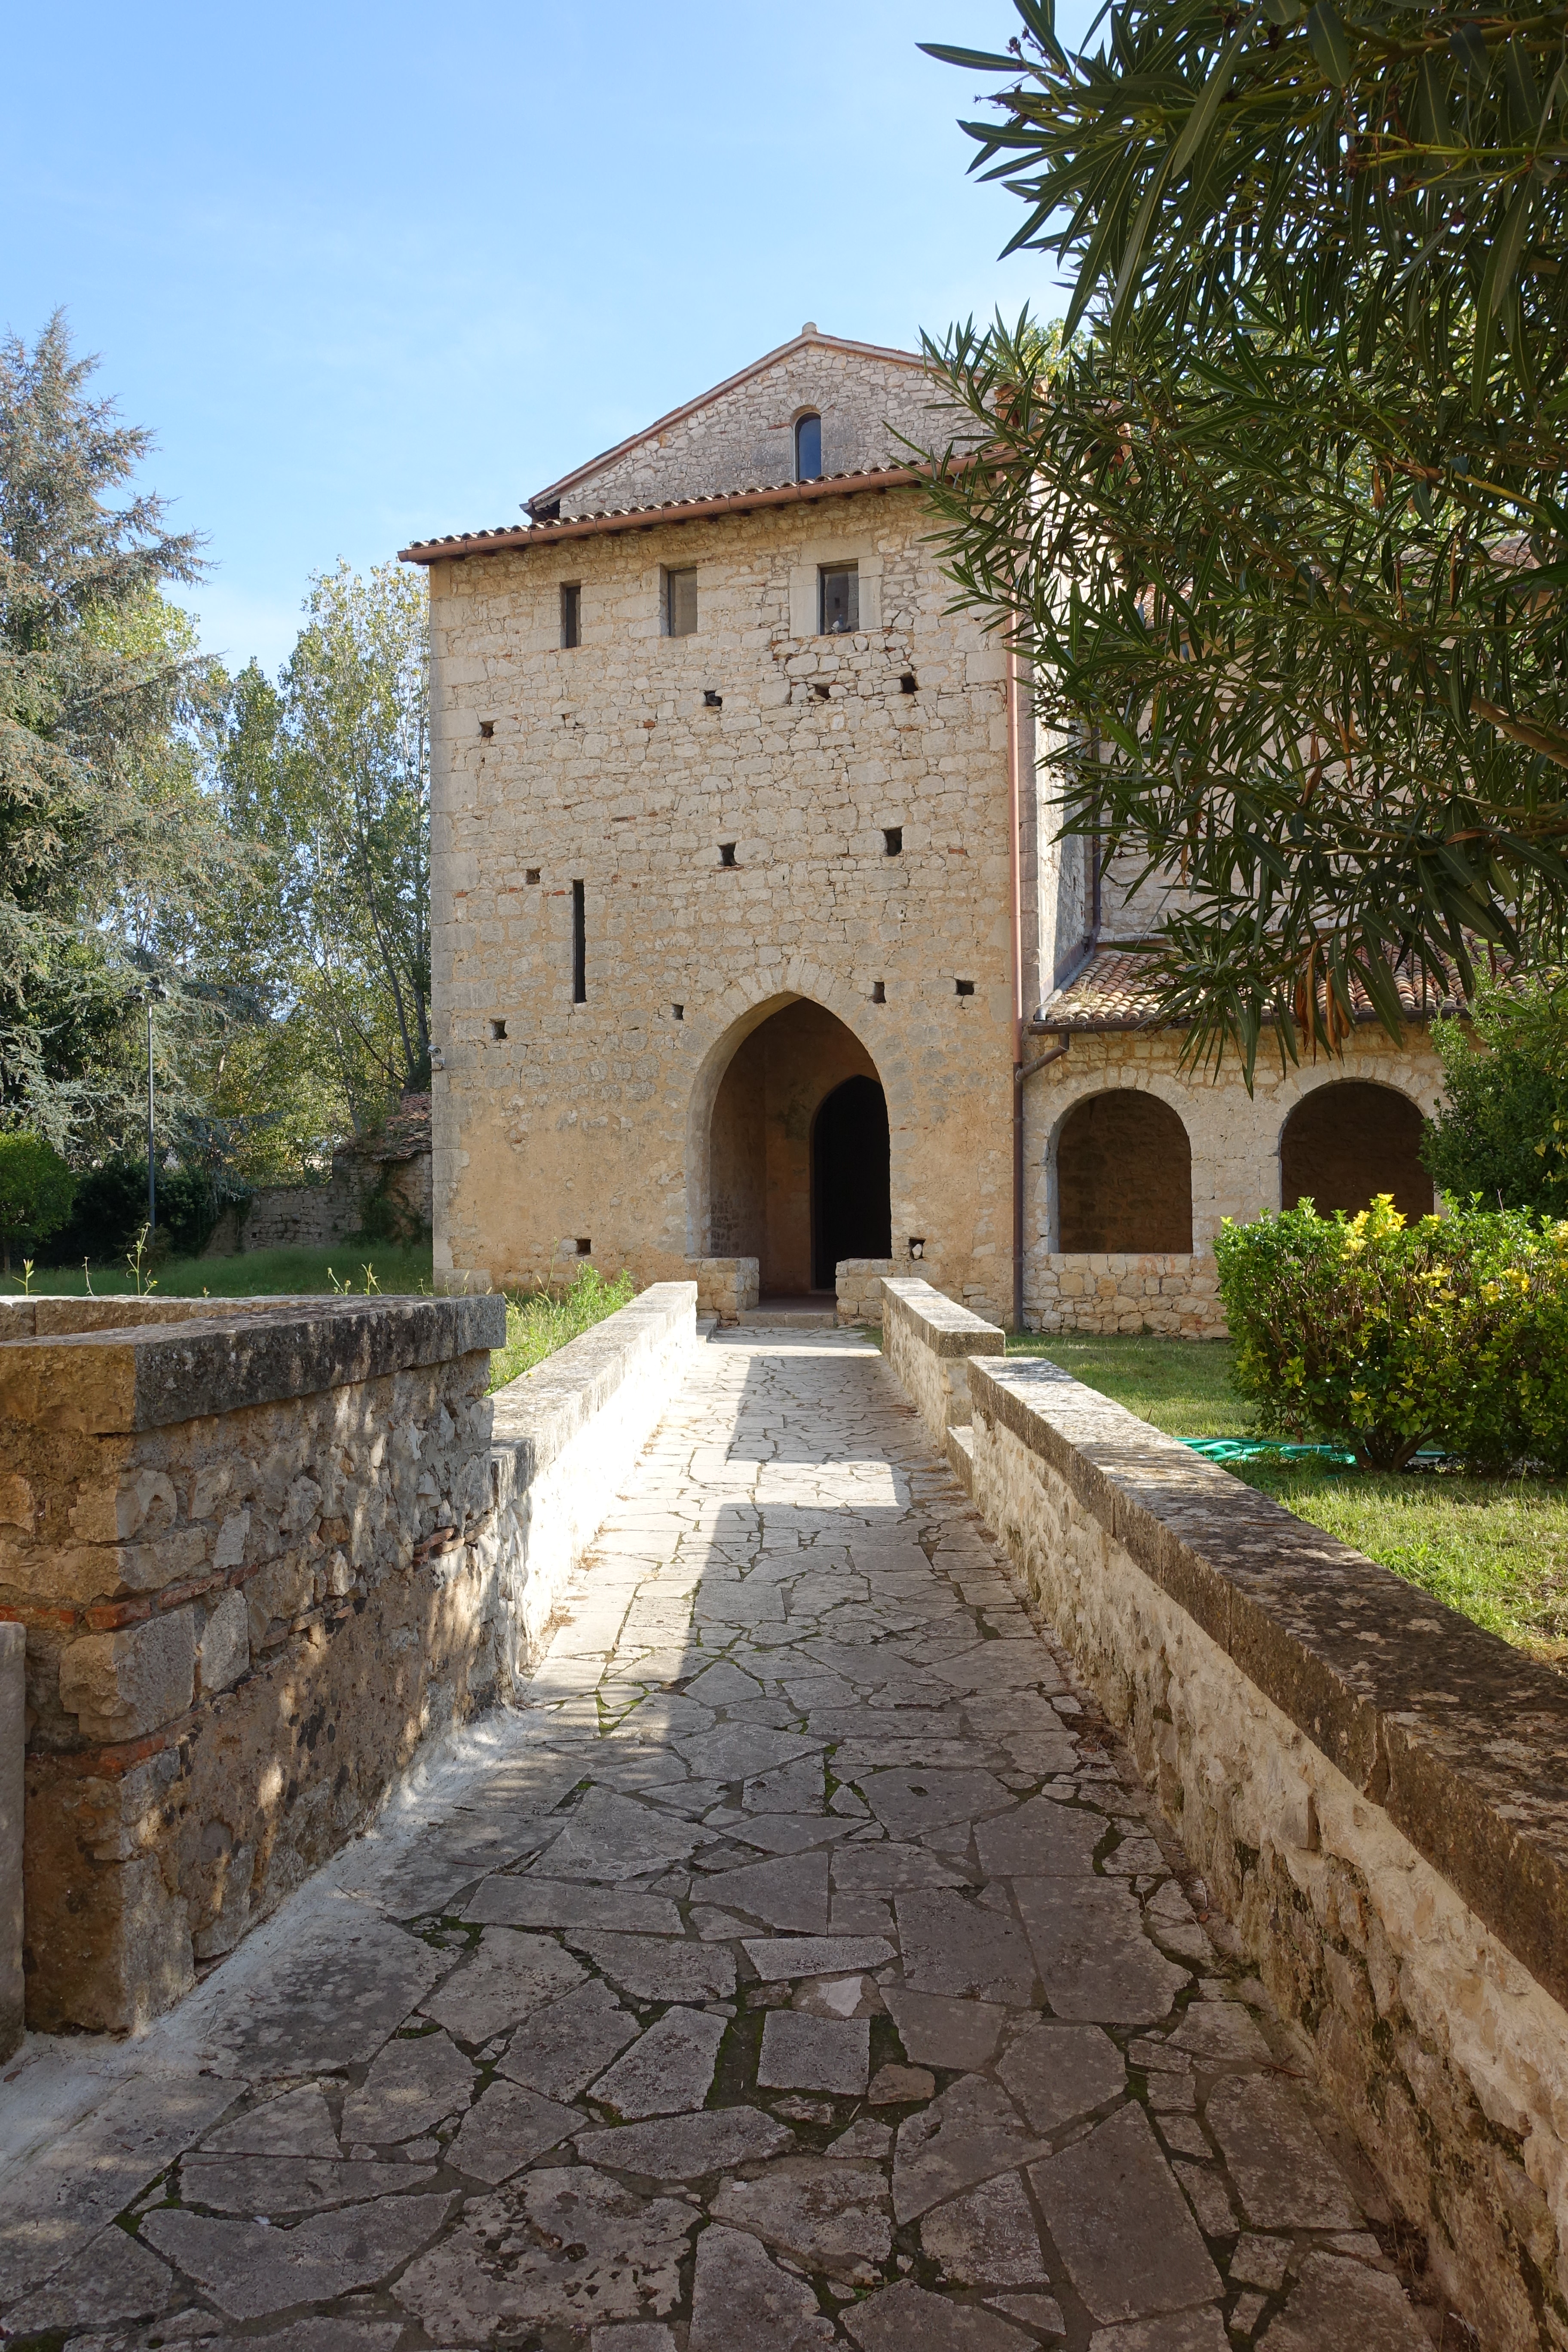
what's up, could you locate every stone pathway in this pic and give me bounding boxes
[0,1332,1437,2352]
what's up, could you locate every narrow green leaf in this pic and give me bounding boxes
[1108,151,1175,342]
[1305,0,1350,86]
[1484,184,1532,317]
[916,42,1020,71]
[1169,29,1248,178]
[1448,21,1489,80]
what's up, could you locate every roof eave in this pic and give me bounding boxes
[399,467,928,567]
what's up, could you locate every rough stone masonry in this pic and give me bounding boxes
[0,1329,1440,2352]
[403,323,1448,1333]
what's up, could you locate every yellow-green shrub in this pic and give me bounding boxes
[1215,1197,1568,1472]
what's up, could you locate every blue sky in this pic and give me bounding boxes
[5,3,1078,675]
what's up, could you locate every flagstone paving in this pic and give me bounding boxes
[0,1332,1439,2352]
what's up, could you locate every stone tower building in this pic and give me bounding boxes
[403,326,1446,1330]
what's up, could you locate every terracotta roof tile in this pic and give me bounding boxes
[398,468,925,565]
[1032,943,1467,1032]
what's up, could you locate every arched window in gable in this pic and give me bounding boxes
[795,412,822,482]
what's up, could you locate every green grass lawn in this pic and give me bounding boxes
[1005,1331,1249,1437]
[2,1242,436,1299]
[1008,1331,1568,1667]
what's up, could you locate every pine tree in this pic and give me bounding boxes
[0,311,218,1139]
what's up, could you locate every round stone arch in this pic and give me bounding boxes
[1277,1076,1434,1220]
[1045,1080,1194,1253]
[681,973,902,1269]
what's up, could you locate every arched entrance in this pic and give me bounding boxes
[1280,1082,1433,1219]
[1056,1091,1193,1252]
[707,998,890,1297]
[812,1077,891,1288]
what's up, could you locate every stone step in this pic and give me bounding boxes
[738,1307,839,1329]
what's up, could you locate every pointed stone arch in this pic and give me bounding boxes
[686,983,893,1293]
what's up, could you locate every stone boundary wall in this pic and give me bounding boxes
[1024,1250,1227,1338]
[0,1622,20,2063]
[686,1257,758,1323]
[879,1278,1568,2349]
[834,1257,898,1325]
[0,1297,329,1339]
[478,1281,697,1675]
[202,1152,432,1259]
[881,1275,1003,1446]
[0,1283,697,2038]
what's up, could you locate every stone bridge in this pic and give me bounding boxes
[2,1289,1564,2350]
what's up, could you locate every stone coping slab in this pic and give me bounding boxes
[0,1297,341,1338]
[881,1277,1004,1358]
[489,1283,697,1488]
[0,1295,506,1434]
[968,1352,1568,2012]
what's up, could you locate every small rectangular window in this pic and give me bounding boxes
[665,567,698,637]
[819,563,858,635]
[572,880,586,1004]
[560,583,581,648]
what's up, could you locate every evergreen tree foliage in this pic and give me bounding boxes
[0,313,230,1142]
[919,0,1568,1072]
[1424,971,1568,1208]
[0,1129,74,1272]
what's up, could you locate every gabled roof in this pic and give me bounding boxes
[524,325,927,518]
[399,466,926,567]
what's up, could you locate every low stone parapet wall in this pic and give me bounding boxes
[834,1256,898,1324]
[880,1277,1004,1453]
[883,1296,1568,2347]
[1024,1248,1226,1337]
[686,1256,758,1323]
[1,1294,504,2034]
[479,1281,697,1673]
[0,1281,698,2037]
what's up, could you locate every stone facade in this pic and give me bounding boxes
[1023,1025,1446,1337]
[532,326,949,518]
[412,355,1026,1319]
[882,1277,1568,2351]
[407,330,1448,1334]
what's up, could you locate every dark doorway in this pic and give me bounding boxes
[812,1076,891,1288]
[1280,1082,1433,1219]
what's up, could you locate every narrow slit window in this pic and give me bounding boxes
[560,583,581,648]
[572,880,586,1003]
[883,826,903,856]
[666,567,698,637]
[489,1017,508,1041]
[795,411,822,481]
[819,563,858,635]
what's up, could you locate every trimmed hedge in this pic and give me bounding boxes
[1215,1197,1568,1473]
